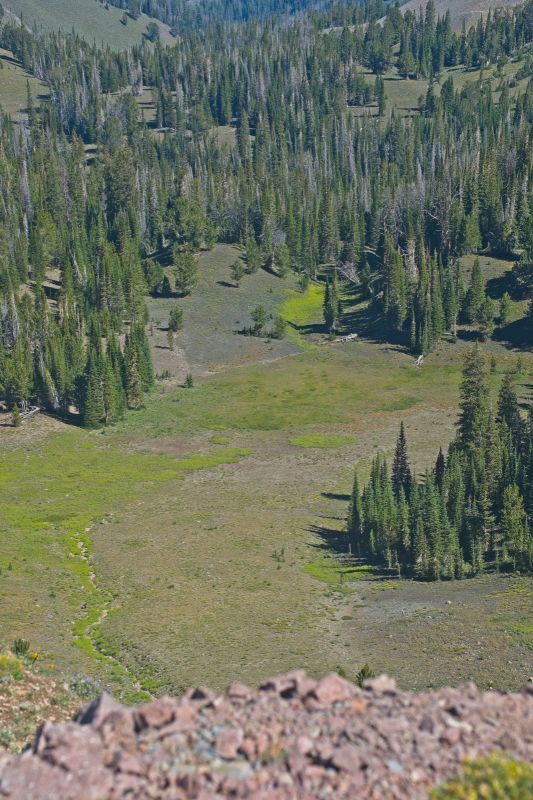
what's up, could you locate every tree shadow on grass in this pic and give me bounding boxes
[340,293,408,350]
[288,320,326,336]
[308,522,399,581]
[321,491,351,502]
[493,316,533,351]
[486,270,523,301]
[308,522,350,557]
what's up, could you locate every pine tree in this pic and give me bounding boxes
[124,337,142,409]
[174,249,198,296]
[434,447,445,490]
[463,258,485,323]
[501,484,529,568]
[323,279,335,333]
[499,292,512,326]
[347,469,364,555]
[457,346,488,449]
[375,76,386,116]
[251,305,267,335]
[497,372,524,449]
[168,306,183,333]
[83,349,105,428]
[392,422,411,499]
[231,260,245,286]
[11,405,21,428]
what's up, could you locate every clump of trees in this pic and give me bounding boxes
[347,347,533,579]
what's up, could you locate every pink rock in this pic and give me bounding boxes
[76,692,127,731]
[260,673,296,696]
[312,673,354,705]
[315,741,334,763]
[186,687,217,706]
[228,681,252,700]
[349,697,368,714]
[117,750,146,776]
[174,701,199,723]
[331,744,360,772]
[440,727,461,746]
[240,737,257,760]
[255,731,270,756]
[215,727,244,759]
[135,695,176,729]
[363,675,397,694]
[295,735,313,755]
[35,722,104,773]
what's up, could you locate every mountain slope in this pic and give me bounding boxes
[2,0,173,49]
[399,0,523,29]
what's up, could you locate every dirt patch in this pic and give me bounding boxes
[336,574,533,691]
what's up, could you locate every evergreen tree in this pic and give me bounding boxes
[168,306,184,333]
[457,346,488,449]
[174,250,199,296]
[347,469,363,555]
[83,348,105,428]
[463,258,485,323]
[501,484,529,568]
[392,422,412,499]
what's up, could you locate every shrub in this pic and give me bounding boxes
[0,654,24,678]
[69,674,102,701]
[430,755,533,799]
[12,639,30,658]
[355,663,375,687]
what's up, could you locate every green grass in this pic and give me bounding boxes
[147,243,299,379]
[121,345,466,438]
[304,556,371,584]
[508,622,533,649]
[2,0,174,49]
[0,48,49,118]
[0,431,250,691]
[2,320,532,695]
[280,282,324,347]
[347,52,530,121]
[289,433,355,449]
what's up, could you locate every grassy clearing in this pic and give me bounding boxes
[348,53,529,121]
[0,48,49,118]
[0,430,250,694]
[280,282,325,347]
[2,0,173,49]
[76,340,468,691]
[147,244,299,379]
[289,433,355,449]
[2,271,532,695]
[304,556,371,584]
[122,343,471,438]
[94,338,519,691]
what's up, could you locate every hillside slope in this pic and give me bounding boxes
[399,0,523,28]
[2,0,173,49]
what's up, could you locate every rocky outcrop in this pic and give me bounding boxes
[0,672,532,799]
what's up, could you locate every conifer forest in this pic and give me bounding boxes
[0,0,532,698]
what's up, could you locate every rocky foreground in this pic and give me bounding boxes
[0,672,532,799]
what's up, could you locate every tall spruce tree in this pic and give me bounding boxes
[457,346,488,449]
[392,422,412,499]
